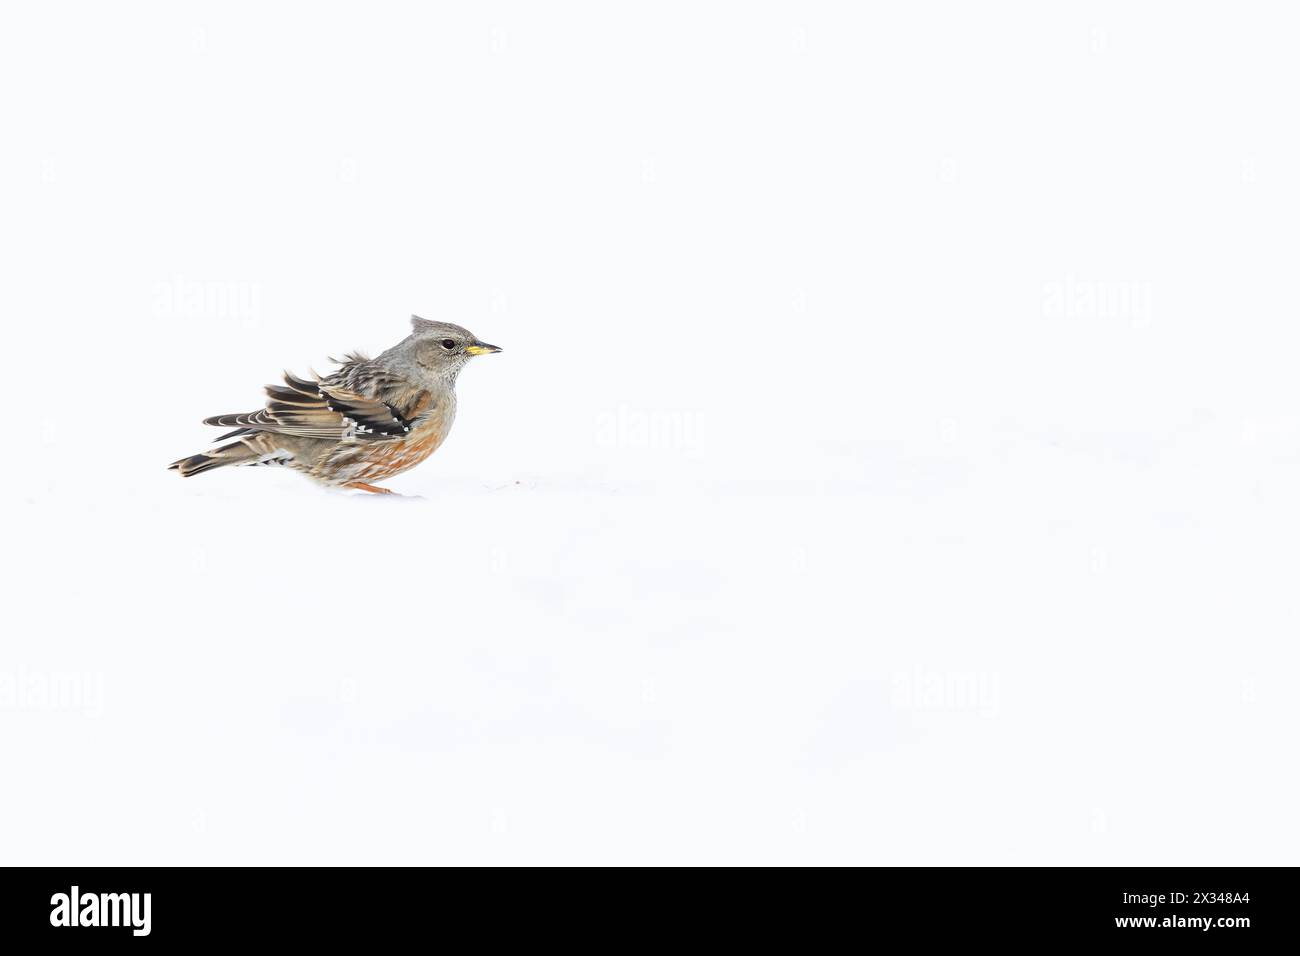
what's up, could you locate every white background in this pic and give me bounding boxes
[2,2,1296,865]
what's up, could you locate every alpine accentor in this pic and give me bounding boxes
[169,316,502,493]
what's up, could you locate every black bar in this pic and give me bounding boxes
[0,866,1289,944]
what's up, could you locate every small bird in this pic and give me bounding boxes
[170,316,502,493]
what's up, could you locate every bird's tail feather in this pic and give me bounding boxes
[168,440,259,477]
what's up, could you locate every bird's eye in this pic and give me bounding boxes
[440,339,456,350]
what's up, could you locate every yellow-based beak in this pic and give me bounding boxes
[465,342,502,356]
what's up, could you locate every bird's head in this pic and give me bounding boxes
[391,315,502,384]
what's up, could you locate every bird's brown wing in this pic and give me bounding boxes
[204,371,416,441]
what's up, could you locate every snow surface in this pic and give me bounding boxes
[3,4,1298,864]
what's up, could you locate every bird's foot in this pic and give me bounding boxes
[345,481,395,495]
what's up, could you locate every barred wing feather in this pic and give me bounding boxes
[203,370,415,441]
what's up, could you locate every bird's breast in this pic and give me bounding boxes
[345,393,456,481]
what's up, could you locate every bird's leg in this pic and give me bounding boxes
[345,481,395,495]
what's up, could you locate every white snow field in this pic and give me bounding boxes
[3,4,1298,864]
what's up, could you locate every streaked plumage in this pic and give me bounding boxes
[169,316,501,493]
